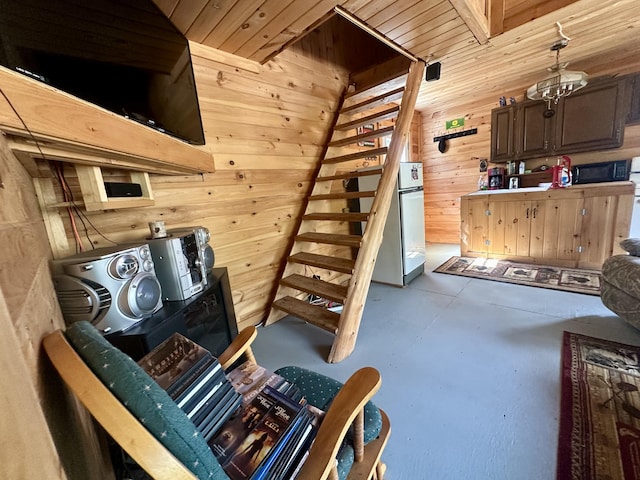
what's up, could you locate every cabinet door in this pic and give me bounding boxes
[555,79,626,153]
[487,201,507,255]
[503,200,531,257]
[528,200,546,260]
[460,196,489,255]
[578,195,634,268]
[516,101,554,158]
[627,74,640,125]
[578,196,615,268]
[541,197,582,265]
[490,107,516,162]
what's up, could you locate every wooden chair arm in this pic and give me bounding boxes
[295,367,382,480]
[218,326,257,370]
[43,330,198,480]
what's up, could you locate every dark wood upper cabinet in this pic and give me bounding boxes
[627,73,640,125]
[490,106,515,162]
[554,78,626,153]
[490,76,629,163]
[516,101,554,158]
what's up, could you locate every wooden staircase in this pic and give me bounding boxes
[266,58,425,363]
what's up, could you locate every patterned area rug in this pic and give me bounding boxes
[559,332,640,480]
[433,256,601,296]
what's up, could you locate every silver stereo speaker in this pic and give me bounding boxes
[147,229,212,301]
[52,244,163,334]
[167,226,215,285]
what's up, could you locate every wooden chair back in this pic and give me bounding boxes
[43,326,389,480]
[44,330,198,479]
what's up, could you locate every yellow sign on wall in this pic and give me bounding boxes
[446,118,465,129]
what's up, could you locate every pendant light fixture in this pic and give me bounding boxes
[526,22,588,114]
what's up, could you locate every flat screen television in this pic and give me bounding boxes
[0,0,205,145]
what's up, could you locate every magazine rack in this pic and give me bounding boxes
[43,324,390,480]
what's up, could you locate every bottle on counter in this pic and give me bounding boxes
[560,155,572,187]
[518,161,526,174]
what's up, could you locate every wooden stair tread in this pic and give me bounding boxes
[339,87,404,116]
[346,55,412,101]
[303,212,369,222]
[317,166,384,182]
[335,106,400,131]
[288,252,355,274]
[272,296,340,334]
[267,60,425,364]
[296,232,362,248]
[346,73,408,105]
[309,191,374,201]
[328,126,394,148]
[323,147,387,165]
[280,274,348,303]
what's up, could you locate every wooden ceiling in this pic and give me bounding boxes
[154,0,640,112]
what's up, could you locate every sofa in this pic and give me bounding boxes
[601,238,640,329]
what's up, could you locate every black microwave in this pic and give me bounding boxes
[572,160,630,185]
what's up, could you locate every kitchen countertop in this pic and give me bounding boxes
[466,186,549,196]
[462,181,635,199]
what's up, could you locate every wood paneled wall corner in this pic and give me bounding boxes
[0,138,113,479]
[420,93,500,244]
[33,48,348,332]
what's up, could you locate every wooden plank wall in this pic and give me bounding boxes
[40,46,348,332]
[0,139,112,479]
[422,73,640,245]
[0,38,351,478]
[0,41,349,478]
[420,38,640,248]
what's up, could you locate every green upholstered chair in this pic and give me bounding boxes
[43,321,390,480]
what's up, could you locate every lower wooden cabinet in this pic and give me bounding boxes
[460,182,634,269]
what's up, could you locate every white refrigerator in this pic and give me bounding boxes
[359,162,426,286]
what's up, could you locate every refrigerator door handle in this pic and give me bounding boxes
[399,186,424,194]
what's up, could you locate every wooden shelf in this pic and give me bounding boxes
[75,166,154,211]
[0,66,214,176]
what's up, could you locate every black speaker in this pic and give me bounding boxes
[426,62,441,82]
[104,182,143,197]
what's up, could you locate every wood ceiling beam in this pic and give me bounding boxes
[489,0,505,36]
[448,0,490,44]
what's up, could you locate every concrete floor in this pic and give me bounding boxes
[251,244,640,479]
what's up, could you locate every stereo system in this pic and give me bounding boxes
[52,226,215,335]
[148,227,214,302]
[52,244,163,334]
[168,226,215,290]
